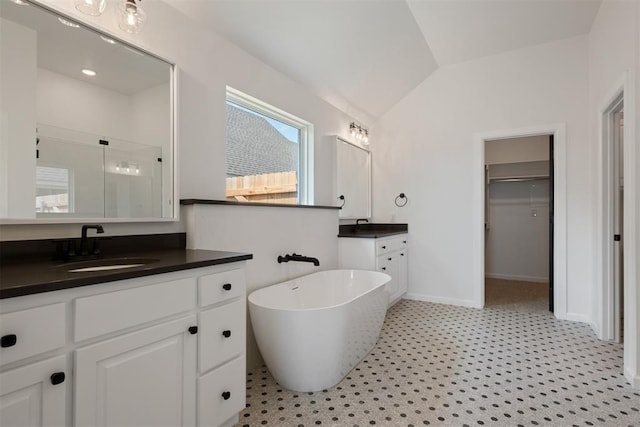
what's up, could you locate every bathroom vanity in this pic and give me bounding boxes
[338,224,408,306]
[0,235,252,427]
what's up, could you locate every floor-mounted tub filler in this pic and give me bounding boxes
[248,269,391,392]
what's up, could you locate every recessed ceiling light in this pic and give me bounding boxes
[10,0,29,5]
[100,35,117,45]
[58,17,80,28]
[82,69,97,77]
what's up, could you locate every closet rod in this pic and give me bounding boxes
[489,176,550,183]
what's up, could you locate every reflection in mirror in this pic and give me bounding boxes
[0,0,174,221]
[336,137,371,219]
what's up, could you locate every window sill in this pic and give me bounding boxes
[180,199,340,210]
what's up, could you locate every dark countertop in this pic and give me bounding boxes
[338,223,408,238]
[0,233,253,299]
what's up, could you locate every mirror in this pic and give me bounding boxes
[336,137,371,219]
[0,0,175,221]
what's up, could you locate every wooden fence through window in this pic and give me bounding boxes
[225,171,297,204]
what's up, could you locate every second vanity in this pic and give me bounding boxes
[0,233,252,427]
[338,223,408,306]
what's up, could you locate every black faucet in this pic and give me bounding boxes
[80,224,104,256]
[277,253,320,266]
[355,218,369,231]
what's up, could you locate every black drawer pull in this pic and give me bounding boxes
[388,257,392,261]
[381,245,386,249]
[50,372,65,385]
[381,267,386,271]
[401,253,405,256]
[222,330,231,338]
[222,283,232,291]
[188,326,198,335]
[1,334,17,348]
[221,391,231,400]
[403,240,407,244]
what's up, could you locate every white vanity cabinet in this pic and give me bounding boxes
[338,234,408,306]
[0,303,67,427]
[0,261,247,427]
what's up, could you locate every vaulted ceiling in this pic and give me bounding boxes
[170,0,602,124]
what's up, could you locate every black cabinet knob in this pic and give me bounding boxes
[222,330,231,338]
[401,253,405,256]
[381,267,386,271]
[381,245,386,249]
[1,334,17,348]
[388,257,392,261]
[50,372,65,385]
[221,391,231,400]
[188,326,198,335]
[222,283,232,291]
[403,240,407,244]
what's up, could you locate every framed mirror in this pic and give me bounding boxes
[336,137,371,219]
[0,0,176,222]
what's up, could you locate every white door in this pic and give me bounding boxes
[75,316,197,427]
[378,254,399,302]
[0,355,67,427]
[397,248,408,297]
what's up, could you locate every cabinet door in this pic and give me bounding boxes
[397,248,408,296]
[377,254,398,298]
[75,316,197,427]
[0,355,66,427]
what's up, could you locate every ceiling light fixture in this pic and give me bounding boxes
[117,0,146,34]
[58,17,80,28]
[82,68,96,76]
[74,0,106,16]
[100,35,117,44]
[349,122,369,145]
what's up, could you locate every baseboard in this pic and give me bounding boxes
[485,273,548,283]
[625,366,640,389]
[559,312,591,325]
[404,293,481,309]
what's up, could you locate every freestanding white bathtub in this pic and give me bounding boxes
[248,269,390,392]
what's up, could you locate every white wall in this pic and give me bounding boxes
[485,136,550,164]
[486,179,549,282]
[371,36,590,312]
[0,19,37,219]
[184,204,339,368]
[588,0,639,387]
[37,68,133,141]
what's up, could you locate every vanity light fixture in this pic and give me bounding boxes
[58,17,80,28]
[349,122,369,145]
[74,0,106,16]
[81,68,97,76]
[117,0,146,34]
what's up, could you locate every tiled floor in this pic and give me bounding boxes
[237,300,639,426]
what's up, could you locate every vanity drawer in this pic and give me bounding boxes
[375,235,407,255]
[198,356,246,427]
[199,299,245,374]
[74,277,196,342]
[0,303,66,366]
[199,268,245,307]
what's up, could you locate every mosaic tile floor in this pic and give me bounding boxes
[237,300,639,426]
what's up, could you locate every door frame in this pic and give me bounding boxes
[601,92,624,342]
[597,74,638,387]
[472,124,567,320]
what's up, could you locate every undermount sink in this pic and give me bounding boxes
[60,257,159,273]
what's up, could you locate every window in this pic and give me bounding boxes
[225,87,313,205]
[35,166,72,213]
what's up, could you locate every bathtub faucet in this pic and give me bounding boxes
[277,253,320,266]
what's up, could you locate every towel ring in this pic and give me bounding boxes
[337,195,345,208]
[395,193,407,207]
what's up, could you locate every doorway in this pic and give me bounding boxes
[604,95,624,343]
[483,136,553,313]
